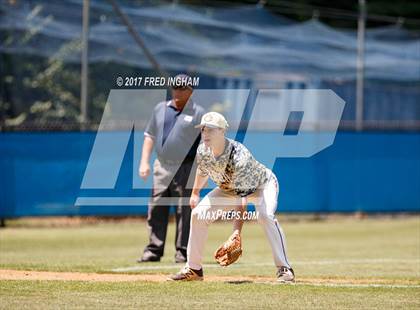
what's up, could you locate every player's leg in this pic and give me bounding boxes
[187,188,240,270]
[168,188,240,280]
[250,170,294,282]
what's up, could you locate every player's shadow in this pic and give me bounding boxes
[225,280,253,284]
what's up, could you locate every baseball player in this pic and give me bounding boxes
[168,112,294,282]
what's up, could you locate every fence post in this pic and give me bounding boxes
[81,0,90,126]
[356,0,366,131]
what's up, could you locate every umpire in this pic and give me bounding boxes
[138,74,205,263]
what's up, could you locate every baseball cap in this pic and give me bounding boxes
[195,112,229,129]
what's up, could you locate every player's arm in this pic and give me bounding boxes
[190,171,208,209]
[139,136,154,180]
[232,197,246,235]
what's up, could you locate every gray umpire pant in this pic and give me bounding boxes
[143,158,196,260]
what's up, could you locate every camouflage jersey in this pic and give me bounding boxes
[196,138,269,197]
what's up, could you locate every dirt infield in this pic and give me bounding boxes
[0,269,271,283]
[1,270,418,287]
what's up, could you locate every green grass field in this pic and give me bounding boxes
[0,216,419,309]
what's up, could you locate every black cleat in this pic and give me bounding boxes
[167,266,204,281]
[137,252,161,263]
[175,254,187,264]
[277,266,295,283]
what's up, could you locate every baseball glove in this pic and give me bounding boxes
[214,232,242,266]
